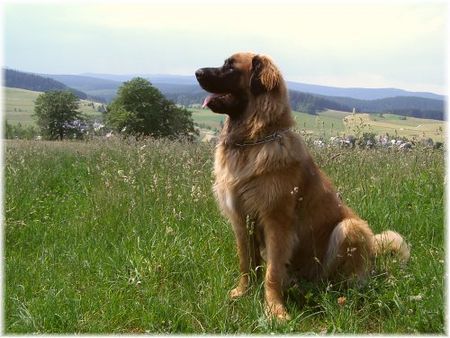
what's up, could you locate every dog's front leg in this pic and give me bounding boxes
[229,215,261,298]
[262,212,295,321]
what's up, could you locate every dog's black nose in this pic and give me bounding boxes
[195,69,204,79]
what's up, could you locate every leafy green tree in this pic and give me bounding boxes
[106,77,197,139]
[34,90,85,140]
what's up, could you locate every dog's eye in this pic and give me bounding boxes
[223,59,235,72]
[223,63,233,71]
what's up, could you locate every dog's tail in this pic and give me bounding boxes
[324,219,410,280]
[324,218,374,280]
[373,230,410,263]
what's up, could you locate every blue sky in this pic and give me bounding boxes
[3,1,448,94]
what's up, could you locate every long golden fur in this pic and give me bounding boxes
[195,52,410,320]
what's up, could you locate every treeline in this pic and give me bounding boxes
[388,109,444,120]
[163,89,206,107]
[4,68,88,100]
[326,95,445,120]
[288,91,350,114]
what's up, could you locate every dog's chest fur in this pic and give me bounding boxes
[212,138,304,220]
[212,146,244,218]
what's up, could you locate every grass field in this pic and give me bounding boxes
[5,138,444,334]
[4,87,104,126]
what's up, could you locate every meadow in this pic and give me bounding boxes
[4,136,444,334]
[4,87,103,126]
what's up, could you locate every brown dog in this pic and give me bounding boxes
[195,52,410,320]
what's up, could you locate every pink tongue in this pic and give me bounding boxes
[202,94,220,108]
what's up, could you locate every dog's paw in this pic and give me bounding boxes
[265,303,291,321]
[229,286,247,299]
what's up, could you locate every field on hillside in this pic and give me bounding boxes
[343,113,445,142]
[5,138,444,334]
[191,107,445,142]
[4,87,103,126]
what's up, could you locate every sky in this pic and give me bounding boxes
[2,0,448,94]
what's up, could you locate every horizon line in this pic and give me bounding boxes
[3,67,446,97]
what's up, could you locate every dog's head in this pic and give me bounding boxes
[195,52,283,117]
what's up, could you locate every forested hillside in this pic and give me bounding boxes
[4,69,89,100]
[321,95,445,120]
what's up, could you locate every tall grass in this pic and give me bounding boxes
[4,138,444,333]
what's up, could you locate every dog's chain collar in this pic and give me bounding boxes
[235,128,290,147]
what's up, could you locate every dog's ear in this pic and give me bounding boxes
[250,55,281,95]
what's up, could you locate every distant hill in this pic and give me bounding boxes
[4,69,90,100]
[314,95,445,120]
[80,73,142,82]
[288,91,445,120]
[44,74,200,103]
[81,73,444,100]
[289,91,351,114]
[46,74,122,92]
[43,74,122,102]
[6,70,445,121]
[45,73,205,104]
[81,73,197,85]
[286,81,444,100]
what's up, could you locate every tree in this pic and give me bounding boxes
[34,90,85,140]
[105,77,197,139]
